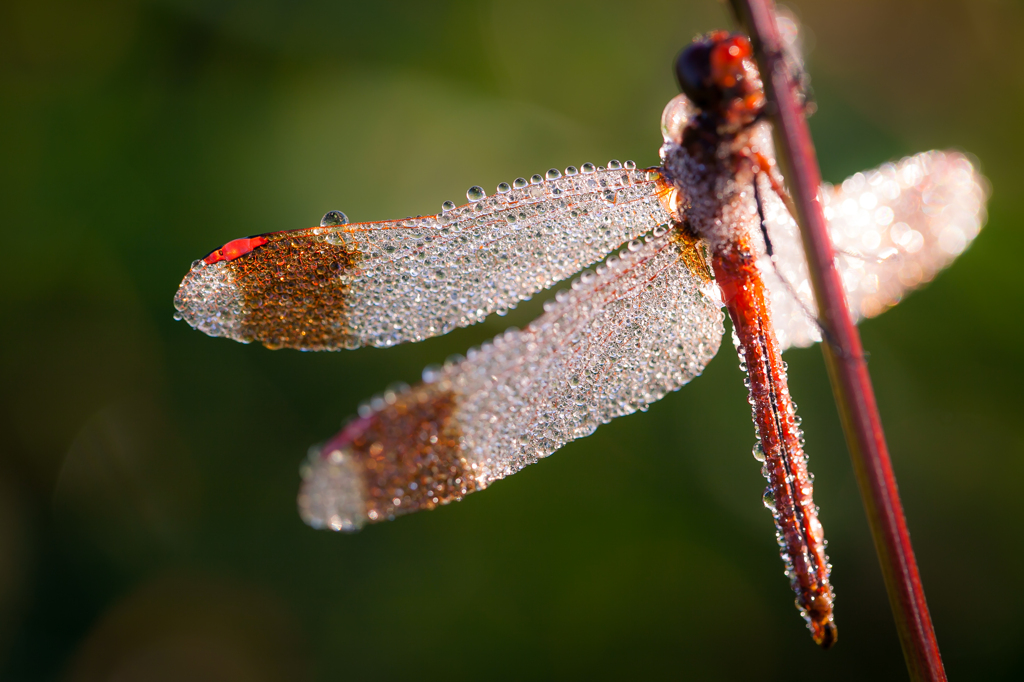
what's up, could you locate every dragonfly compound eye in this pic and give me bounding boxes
[708,35,753,89]
[675,31,762,125]
[675,40,715,109]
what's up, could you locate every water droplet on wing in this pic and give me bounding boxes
[321,210,349,227]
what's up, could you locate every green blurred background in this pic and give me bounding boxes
[2,0,1021,679]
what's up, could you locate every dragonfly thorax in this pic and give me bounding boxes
[658,32,775,257]
[660,113,771,259]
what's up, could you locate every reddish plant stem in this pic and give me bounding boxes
[728,0,946,679]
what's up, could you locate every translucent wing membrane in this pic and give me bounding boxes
[761,151,988,350]
[297,226,724,531]
[174,164,673,350]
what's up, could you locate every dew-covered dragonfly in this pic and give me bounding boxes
[173,19,987,648]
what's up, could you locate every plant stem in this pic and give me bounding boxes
[727,1,946,679]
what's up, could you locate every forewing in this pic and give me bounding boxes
[174,164,674,350]
[760,151,987,350]
[296,225,724,531]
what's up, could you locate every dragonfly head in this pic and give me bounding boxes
[675,31,765,133]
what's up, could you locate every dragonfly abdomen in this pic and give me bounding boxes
[714,246,837,648]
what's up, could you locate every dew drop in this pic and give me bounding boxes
[545,168,561,180]
[320,210,349,227]
[441,200,456,212]
[752,442,766,462]
[530,174,543,185]
[607,159,622,170]
[624,160,636,169]
[513,177,528,189]
[581,162,596,174]
[466,186,486,201]
[496,182,511,194]
[763,488,777,512]
[565,166,579,176]
[422,364,443,383]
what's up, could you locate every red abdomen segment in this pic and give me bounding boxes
[713,250,838,648]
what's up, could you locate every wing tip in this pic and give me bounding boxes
[298,446,369,532]
[298,386,480,532]
[173,260,249,343]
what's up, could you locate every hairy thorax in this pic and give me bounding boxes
[660,119,767,260]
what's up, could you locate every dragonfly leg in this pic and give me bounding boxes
[746,153,861,360]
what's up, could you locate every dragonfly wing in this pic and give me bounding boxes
[174,165,674,350]
[759,151,988,350]
[297,225,724,531]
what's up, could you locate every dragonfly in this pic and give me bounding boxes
[173,19,987,649]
